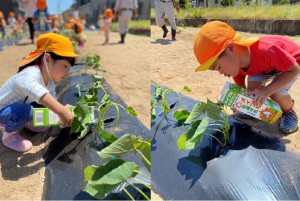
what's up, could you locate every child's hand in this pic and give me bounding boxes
[249,87,270,106]
[58,104,74,128]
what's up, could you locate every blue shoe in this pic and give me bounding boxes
[279,109,298,134]
[234,112,255,120]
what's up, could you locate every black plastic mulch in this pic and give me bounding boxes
[151,85,300,200]
[42,69,150,200]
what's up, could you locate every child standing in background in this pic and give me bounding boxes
[73,22,87,47]
[97,14,104,31]
[0,33,79,152]
[7,12,16,29]
[0,11,6,38]
[33,0,51,36]
[101,9,114,46]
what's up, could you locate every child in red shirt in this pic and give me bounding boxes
[193,21,300,134]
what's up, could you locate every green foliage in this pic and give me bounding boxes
[84,134,151,200]
[240,0,252,5]
[183,86,192,92]
[162,5,300,20]
[84,159,138,199]
[179,0,192,9]
[70,66,149,200]
[82,53,104,74]
[98,134,151,172]
[175,100,230,150]
[221,0,233,6]
[151,83,182,121]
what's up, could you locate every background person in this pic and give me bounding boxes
[114,0,138,44]
[154,0,180,41]
[0,11,6,38]
[22,0,36,44]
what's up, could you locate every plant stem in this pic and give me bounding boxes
[134,148,151,167]
[206,127,228,144]
[133,170,151,180]
[122,185,135,201]
[131,177,151,189]
[125,181,150,201]
[204,133,225,147]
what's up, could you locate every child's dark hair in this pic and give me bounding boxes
[18,52,76,72]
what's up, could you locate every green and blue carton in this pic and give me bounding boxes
[33,106,95,127]
[220,82,282,124]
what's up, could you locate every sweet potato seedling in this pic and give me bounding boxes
[176,100,230,150]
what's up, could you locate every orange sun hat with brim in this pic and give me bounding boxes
[194,21,259,72]
[19,33,79,68]
[104,9,114,19]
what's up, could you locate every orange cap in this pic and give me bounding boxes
[104,9,114,19]
[194,21,259,72]
[36,0,47,10]
[0,11,3,19]
[8,12,14,18]
[17,16,23,22]
[76,22,84,33]
[19,33,79,68]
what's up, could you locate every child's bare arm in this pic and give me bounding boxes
[250,62,300,105]
[39,93,74,127]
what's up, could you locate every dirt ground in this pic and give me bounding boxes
[151,25,300,155]
[0,30,150,200]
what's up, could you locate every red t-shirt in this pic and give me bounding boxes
[233,35,300,87]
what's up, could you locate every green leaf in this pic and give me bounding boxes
[100,93,110,103]
[88,87,98,96]
[84,160,133,200]
[151,107,156,121]
[70,117,83,133]
[100,132,117,144]
[183,86,192,92]
[84,183,118,200]
[177,133,187,150]
[98,134,138,158]
[174,110,190,124]
[74,102,90,117]
[127,106,137,117]
[88,159,137,186]
[92,75,103,82]
[206,99,222,121]
[155,86,162,100]
[78,125,90,139]
[133,136,143,149]
[84,165,97,181]
[185,117,210,150]
[184,102,206,125]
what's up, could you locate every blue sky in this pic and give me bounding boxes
[47,0,74,15]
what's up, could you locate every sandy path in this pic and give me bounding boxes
[0,30,150,199]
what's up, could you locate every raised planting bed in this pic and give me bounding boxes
[42,67,150,200]
[151,84,300,200]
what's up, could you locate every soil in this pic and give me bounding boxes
[0,30,150,200]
